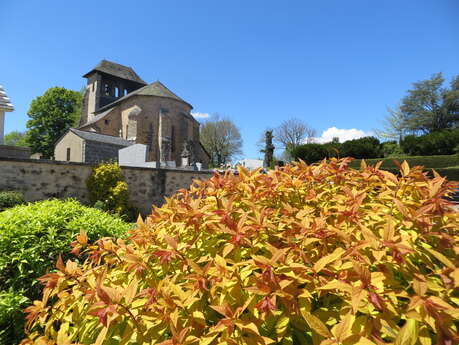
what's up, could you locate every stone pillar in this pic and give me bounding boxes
[0,111,4,145]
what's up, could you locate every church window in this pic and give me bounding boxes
[66,148,71,161]
[104,119,109,125]
[124,88,128,96]
[92,82,95,92]
[115,87,119,97]
[104,84,110,96]
[125,125,129,139]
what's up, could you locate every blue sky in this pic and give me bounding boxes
[1,0,458,159]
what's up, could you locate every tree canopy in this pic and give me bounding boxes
[26,87,82,158]
[200,115,242,167]
[3,131,28,147]
[398,73,459,134]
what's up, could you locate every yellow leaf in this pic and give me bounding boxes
[394,319,418,345]
[334,312,353,342]
[192,311,206,326]
[94,326,108,345]
[313,247,345,273]
[400,160,410,176]
[360,159,367,170]
[300,310,332,338]
[425,248,455,269]
[235,320,260,336]
[125,276,138,305]
[56,322,70,345]
[318,280,352,293]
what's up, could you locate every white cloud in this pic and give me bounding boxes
[191,112,210,119]
[312,127,373,144]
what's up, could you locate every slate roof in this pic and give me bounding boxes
[78,108,114,128]
[96,81,193,113]
[69,128,133,147]
[0,85,14,111]
[83,60,147,85]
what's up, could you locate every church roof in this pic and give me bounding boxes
[69,128,133,147]
[96,81,193,113]
[83,60,147,85]
[0,85,14,112]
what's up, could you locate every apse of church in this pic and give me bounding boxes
[76,60,210,168]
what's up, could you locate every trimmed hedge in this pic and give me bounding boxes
[349,154,459,170]
[401,128,459,156]
[0,199,133,345]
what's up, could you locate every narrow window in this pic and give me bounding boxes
[115,87,119,97]
[124,88,128,96]
[104,84,110,96]
[125,125,129,139]
[66,148,71,161]
[92,82,95,92]
[104,119,109,125]
[171,126,175,152]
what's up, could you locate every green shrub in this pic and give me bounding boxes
[401,128,459,156]
[22,160,459,345]
[0,199,132,345]
[86,162,131,217]
[381,140,403,157]
[0,292,29,345]
[291,143,329,163]
[0,191,25,211]
[340,136,383,159]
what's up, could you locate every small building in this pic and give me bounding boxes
[54,128,133,164]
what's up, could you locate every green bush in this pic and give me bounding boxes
[0,199,132,345]
[401,128,459,156]
[291,143,329,164]
[381,140,403,157]
[0,191,25,212]
[340,136,383,159]
[86,162,133,217]
[0,292,29,345]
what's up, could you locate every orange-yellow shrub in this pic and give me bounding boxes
[22,159,459,345]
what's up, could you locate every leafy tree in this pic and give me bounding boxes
[341,136,383,159]
[200,114,242,167]
[274,118,316,160]
[3,131,28,147]
[26,87,82,158]
[399,73,459,134]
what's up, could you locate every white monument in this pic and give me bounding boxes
[0,85,14,144]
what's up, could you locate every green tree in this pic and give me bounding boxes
[399,73,459,134]
[200,114,242,167]
[3,131,28,147]
[26,87,82,158]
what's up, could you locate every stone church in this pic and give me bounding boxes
[55,60,209,168]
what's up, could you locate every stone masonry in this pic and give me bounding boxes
[0,158,212,215]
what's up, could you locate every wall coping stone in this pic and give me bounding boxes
[0,157,213,175]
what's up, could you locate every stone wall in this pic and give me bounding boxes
[0,158,212,215]
[0,145,31,159]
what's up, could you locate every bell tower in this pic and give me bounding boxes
[80,60,146,125]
